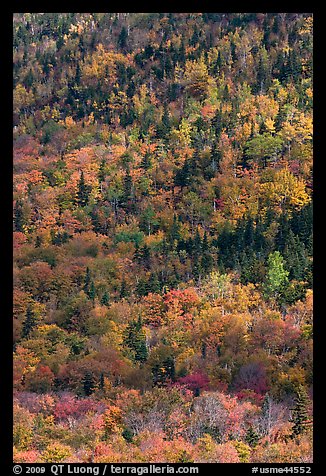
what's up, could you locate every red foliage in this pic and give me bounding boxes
[234,362,268,395]
[54,395,101,423]
[178,372,210,393]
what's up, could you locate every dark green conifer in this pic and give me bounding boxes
[290,386,310,438]
[21,305,37,339]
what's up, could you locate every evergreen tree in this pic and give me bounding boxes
[98,158,106,183]
[124,316,148,363]
[14,200,27,232]
[136,277,149,297]
[276,213,291,252]
[120,279,128,299]
[77,171,91,207]
[210,140,221,173]
[290,386,310,438]
[201,342,207,359]
[101,291,110,306]
[84,267,91,293]
[283,230,309,280]
[35,235,42,248]
[123,167,133,204]
[140,151,151,170]
[21,305,37,339]
[75,63,81,86]
[174,159,194,188]
[148,273,161,294]
[211,107,223,140]
[245,425,259,447]
[118,26,128,50]
[82,371,96,396]
[140,244,151,269]
[164,356,176,381]
[169,214,181,243]
[88,280,96,302]
[157,104,171,139]
[201,231,213,275]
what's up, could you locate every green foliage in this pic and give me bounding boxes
[124,316,148,363]
[290,386,311,438]
[245,133,283,167]
[77,171,91,207]
[263,251,289,299]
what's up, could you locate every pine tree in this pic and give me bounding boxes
[210,140,221,173]
[98,158,106,183]
[124,316,148,363]
[84,267,91,293]
[123,167,133,204]
[118,26,128,50]
[21,305,37,339]
[88,280,96,302]
[140,244,151,269]
[120,279,128,299]
[148,273,161,294]
[164,356,176,381]
[122,427,133,442]
[14,200,27,232]
[275,213,290,253]
[213,50,222,75]
[136,277,149,297]
[193,229,202,259]
[77,171,91,207]
[290,386,310,438]
[82,371,96,396]
[101,291,110,306]
[174,159,193,188]
[75,63,81,86]
[245,425,259,447]
[158,104,171,138]
[169,214,181,243]
[201,231,213,275]
[35,235,42,248]
[140,151,151,170]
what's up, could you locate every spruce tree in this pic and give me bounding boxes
[118,26,128,50]
[82,371,96,396]
[77,171,91,207]
[245,425,259,447]
[136,278,149,297]
[169,214,181,243]
[120,279,128,298]
[21,305,37,339]
[88,280,96,302]
[14,200,27,232]
[201,231,213,275]
[98,158,106,183]
[99,372,105,390]
[101,291,110,306]
[124,317,148,363]
[148,273,161,294]
[201,342,207,359]
[123,167,133,204]
[290,386,310,438]
[84,267,91,293]
[140,151,151,170]
[35,235,42,248]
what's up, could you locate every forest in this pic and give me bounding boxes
[13,13,313,463]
